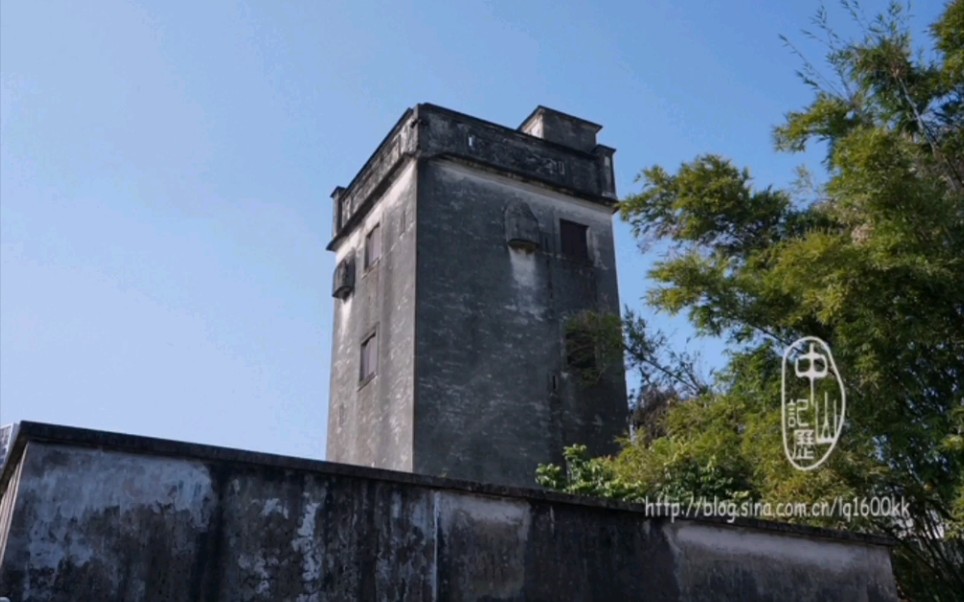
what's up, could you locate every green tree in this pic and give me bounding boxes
[538,2,964,599]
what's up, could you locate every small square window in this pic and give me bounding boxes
[364,224,381,270]
[360,332,377,382]
[560,220,589,261]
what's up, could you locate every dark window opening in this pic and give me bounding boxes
[360,332,378,382]
[566,328,596,371]
[364,224,381,270]
[560,220,589,261]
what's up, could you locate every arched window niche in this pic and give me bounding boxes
[504,201,540,253]
[332,255,355,300]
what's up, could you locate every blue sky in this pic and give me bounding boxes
[0,1,946,459]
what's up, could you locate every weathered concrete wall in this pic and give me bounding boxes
[415,158,626,486]
[0,423,899,601]
[327,157,418,472]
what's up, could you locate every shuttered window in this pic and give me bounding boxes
[360,332,377,382]
[364,224,381,270]
[560,220,589,261]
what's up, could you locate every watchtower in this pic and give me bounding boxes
[327,104,628,487]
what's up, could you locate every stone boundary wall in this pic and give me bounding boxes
[0,423,898,601]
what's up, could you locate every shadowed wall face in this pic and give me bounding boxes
[326,104,627,487]
[414,159,626,485]
[0,427,900,601]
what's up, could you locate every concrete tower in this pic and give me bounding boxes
[327,104,628,488]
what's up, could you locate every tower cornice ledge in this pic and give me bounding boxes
[327,103,619,250]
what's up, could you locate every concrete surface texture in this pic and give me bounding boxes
[0,423,899,601]
[327,104,627,488]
